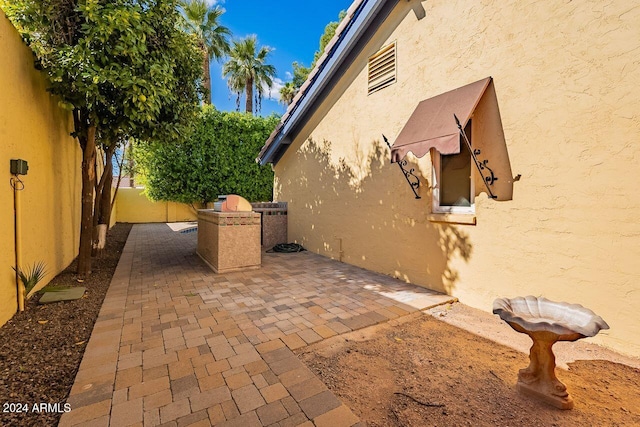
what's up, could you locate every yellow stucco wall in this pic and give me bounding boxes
[115,188,197,223]
[274,1,640,356]
[0,12,81,324]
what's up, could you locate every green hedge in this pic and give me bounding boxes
[135,106,279,205]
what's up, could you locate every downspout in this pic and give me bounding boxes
[335,237,344,262]
[11,175,24,311]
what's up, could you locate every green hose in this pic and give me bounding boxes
[266,243,306,253]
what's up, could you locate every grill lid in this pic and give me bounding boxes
[213,195,253,212]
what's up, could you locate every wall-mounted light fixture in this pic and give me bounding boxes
[10,159,29,175]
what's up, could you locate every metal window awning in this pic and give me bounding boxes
[390,77,492,162]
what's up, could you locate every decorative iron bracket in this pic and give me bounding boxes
[454,114,498,199]
[383,134,421,199]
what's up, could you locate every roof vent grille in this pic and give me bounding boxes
[368,41,396,95]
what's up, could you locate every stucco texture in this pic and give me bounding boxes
[273,1,640,357]
[115,188,197,223]
[0,13,81,324]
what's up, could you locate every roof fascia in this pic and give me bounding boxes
[259,0,394,166]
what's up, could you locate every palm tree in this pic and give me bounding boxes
[223,36,276,114]
[180,0,231,104]
[279,82,297,106]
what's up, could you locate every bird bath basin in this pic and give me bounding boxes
[493,296,609,409]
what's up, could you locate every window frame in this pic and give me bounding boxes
[431,120,475,215]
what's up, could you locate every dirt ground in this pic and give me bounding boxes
[0,223,131,427]
[2,222,638,427]
[299,306,640,427]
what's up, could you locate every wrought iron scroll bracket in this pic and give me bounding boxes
[383,134,421,199]
[454,114,498,199]
[473,149,497,186]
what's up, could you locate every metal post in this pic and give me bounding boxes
[383,135,421,199]
[11,175,24,311]
[454,114,498,199]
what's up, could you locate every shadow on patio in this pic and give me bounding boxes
[59,223,455,427]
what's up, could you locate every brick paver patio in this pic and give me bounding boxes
[59,223,455,427]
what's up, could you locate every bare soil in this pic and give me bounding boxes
[0,223,131,427]
[1,223,637,427]
[299,310,640,427]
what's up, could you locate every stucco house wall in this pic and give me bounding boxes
[272,1,640,356]
[0,12,81,325]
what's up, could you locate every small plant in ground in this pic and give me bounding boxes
[13,261,47,300]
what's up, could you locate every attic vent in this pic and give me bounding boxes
[368,41,397,94]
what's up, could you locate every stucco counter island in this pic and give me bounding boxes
[196,209,261,273]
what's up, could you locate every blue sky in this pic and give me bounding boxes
[207,0,354,116]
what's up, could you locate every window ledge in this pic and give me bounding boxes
[427,213,476,225]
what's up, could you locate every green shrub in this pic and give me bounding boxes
[135,106,279,205]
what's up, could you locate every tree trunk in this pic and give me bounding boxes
[100,177,113,229]
[77,119,96,280]
[92,143,116,256]
[91,152,103,257]
[99,145,115,228]
[202,45,211,105]
[245,76,253,114]
[111,143,128,214]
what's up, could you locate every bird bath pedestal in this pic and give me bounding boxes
[493,296,609,410]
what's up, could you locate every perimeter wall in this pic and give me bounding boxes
[0,12,81,325]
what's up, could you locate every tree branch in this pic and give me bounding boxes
[393,392,445,408]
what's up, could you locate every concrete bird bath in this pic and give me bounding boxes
[493,296,609,409]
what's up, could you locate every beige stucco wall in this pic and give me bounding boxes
[273,1,640,357]
[0,12,81,325]
[115,188,197,223]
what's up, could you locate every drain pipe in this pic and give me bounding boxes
[335,237,344,262]
[11,174,24,311]
[10,159,28,311]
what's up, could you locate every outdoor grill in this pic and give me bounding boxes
[251,202,287,248]
[213,194,252,212]
[197,195,261,273]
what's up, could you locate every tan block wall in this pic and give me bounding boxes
[260,214,288,249]
[273,1,640,356]
[251,204,288,248]
[0,13,81,325]
[114,188,197,223]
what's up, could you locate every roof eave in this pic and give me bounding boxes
[258,0,394,166]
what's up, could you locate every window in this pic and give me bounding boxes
[368,41,396,94]
[432,120,474,214]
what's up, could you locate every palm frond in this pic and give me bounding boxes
[222,35,277,113]
[13,261,48,299]
[180,0,230,61]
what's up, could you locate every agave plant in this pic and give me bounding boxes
[13,261,48,299]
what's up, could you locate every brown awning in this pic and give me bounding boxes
[391,77,492,162]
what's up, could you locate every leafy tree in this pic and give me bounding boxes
[223,35,276,115]
[93,24,202,242]
[312,10,347,66]
[179,0,231,104]
[3,0,202,278]
[291,61,311,88]
[279,82,296,106]
[279,62,309,106]
[135,106,279,205]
